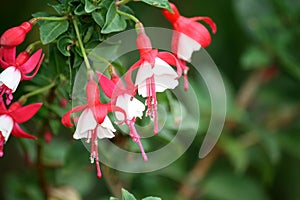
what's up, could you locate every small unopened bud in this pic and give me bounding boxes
[16,51,30,66]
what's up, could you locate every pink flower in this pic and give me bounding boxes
[125,24,182,134]
[0,47,44,104]
[98,71,148,161]
[0,22,32,47]
[0,100,42,157]
[162,3,217,89]
[62,78,125,178]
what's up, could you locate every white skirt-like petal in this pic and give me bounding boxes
[0,66,21,92]
[0,114,14,141]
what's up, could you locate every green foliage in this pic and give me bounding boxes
[0,0,300,200]
[110,189,162,200]
[139,0,171,11]
[101,2,127,34]
[39,21,69,44]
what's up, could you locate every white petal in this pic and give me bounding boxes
[96,125,115,139]
[135,62,153,86]
[97,116,116,139]
[73,108,97,140]
[116,94,145,120]
[153,58,178,77]
[137,80,148,97]
[0,115,14,141]
[100,116,116,132]
[177,33,201,62]
[127,96,145,119]
[0,66,21,92]
[154,75,179,93]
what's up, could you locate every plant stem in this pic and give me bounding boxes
[117,10,140,23]
[116,0,132,7]
[19,82,56,104]
[33,16,69,22]
[90,53,114,69]
[26,41,42,53]
[72,18,93,76]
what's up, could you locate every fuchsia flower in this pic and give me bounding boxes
[0,21,32,47]
[0,47,44,104]
[62,78,126,178]
[125,24,182,134]
[0,100,42,157]
[162,3,217,89]
[97,71,148,161]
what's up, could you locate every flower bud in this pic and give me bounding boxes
[16,51,30,66]
[162,3,181,23]
[0,22,32,47]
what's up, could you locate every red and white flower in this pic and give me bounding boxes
[62,77,125,178]
[98,71,148,161]
[162,3,217,89]
[0,100,42,157]
[125,24,182,134]
[0,48,44,104]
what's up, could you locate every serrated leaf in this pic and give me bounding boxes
[101,2,127,34]
[140,0,171,11]
[121,189,137,200]
[40,21,69,44]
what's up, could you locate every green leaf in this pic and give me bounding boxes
[110,197,119,200]
[49,3,66,15]
[140,0,171,11]
[40,20,69,44]
[203,171,269,200]
[101,2,127,34]
[220,135,249,173]
[57,36,73,56]
[241,46,271,69]
[121,188,137,200]
[74,4,86,15]
[85,0,98,13]
[92,9,106,27]
[142,197,162,200]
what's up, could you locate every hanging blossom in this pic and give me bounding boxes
[0,100,42,157]
[0,47,44,104]
[97,70,148,161]
[125,23,182,134]
[61,77,126,178]
[162,3,217,89]
[0,21,33,47]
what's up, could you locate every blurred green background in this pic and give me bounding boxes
[0,0,300,199]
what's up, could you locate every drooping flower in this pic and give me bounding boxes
[162,3,217,89]
[0,47,44,104]
[61,77,126,178]
[97,71,148,161]
[0,100,42,157]
[125,23,182,134]
[0,21,32,47]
